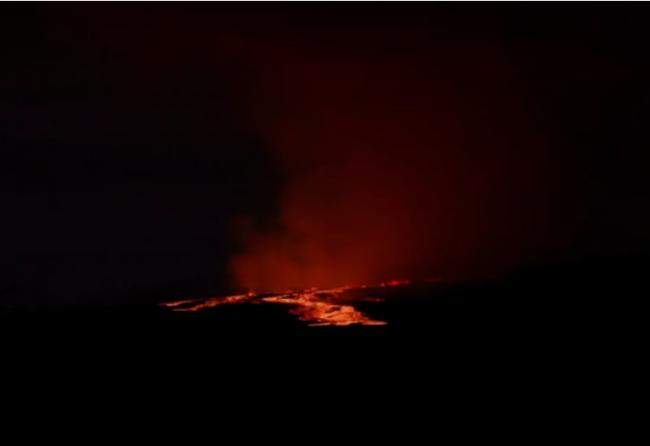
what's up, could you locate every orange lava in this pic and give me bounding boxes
[160,293,252,312]
[159,281,415,327]
[261,288,386,327]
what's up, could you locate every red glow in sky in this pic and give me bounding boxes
[225,24,557,291]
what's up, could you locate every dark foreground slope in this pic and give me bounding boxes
[2,254,646,362]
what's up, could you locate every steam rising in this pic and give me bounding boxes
[225,19,558,291]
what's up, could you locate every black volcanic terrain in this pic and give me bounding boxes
[3,255,644,361]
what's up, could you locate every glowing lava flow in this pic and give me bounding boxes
[159,282,413,327]
[160,293,253,312]
[261,288,386,327]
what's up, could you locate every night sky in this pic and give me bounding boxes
[5,4,648,308]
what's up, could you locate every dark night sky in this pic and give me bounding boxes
[4,4,648,307]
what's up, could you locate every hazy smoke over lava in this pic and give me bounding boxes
[224,15,564,291]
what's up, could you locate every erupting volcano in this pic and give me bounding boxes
[160,280,414,327]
